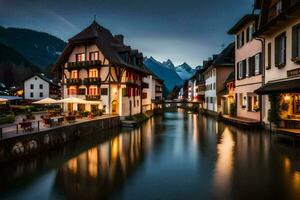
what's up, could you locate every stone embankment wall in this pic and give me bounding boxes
[0,116,120,162]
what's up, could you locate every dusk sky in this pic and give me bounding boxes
[0,0,253,67]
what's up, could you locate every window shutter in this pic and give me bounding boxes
[275,37,279,66]
[284,34,287,64]
[267,43,271,69]
[292,25,298,59]
[259,53,263,74]
[242,31,245,46]
[237,63,240,80]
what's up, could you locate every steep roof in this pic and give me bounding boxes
[212,42,235,67]
[23,73,60,87]
[228,14,258,34]
[225,71,235,83]
[52,21,149,74]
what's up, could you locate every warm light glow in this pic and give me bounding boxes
[88,148,98,178]
[284,95,291,101]
[67,158,78,174]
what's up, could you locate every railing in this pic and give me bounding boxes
[0,120,41,140]
[66,78,82,85]
[67,60,102,69]
[86,95,101,100]
[124,78,140,85]
[83,77,101,85]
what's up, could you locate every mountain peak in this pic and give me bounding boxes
[162,59,175,69]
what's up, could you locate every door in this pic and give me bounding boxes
[112,100,118,115]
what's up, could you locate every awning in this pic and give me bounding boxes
[218,88,228,96]
[255,79,300,95]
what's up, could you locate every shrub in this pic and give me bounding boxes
[230,102,237,117]
[0,114,15,125]
[268,94,281,124]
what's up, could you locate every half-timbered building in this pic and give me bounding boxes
[52,21,149,116]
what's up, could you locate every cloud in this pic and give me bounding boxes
[47,11,79,31]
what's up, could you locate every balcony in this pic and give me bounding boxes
[86,95,101,100]
[124,78,140,85]
[83,77,101,85]
[142,82,149,88]
[66,78,82,86]
[67,60,102,69]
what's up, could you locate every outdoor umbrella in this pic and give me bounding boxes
[56,97,88,112]
[0,98,8,103]
[33,97,58,104]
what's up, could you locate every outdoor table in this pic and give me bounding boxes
[50,116,64,126]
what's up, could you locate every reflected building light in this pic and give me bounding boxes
[193,114,199,146]
[67,158,78,174]
[213,127,235,196]
[111,137,119,161]
[88,148,98,178]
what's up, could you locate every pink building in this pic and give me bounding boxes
[228,14,263,121]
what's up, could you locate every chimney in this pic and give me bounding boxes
[115,34,124,44]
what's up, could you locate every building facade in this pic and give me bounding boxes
[23,73,60,100]
[254,0,300,127]
[142,73,164,112]
[53,21,150,117]
[204,43,235,113]
[228,14,263,121]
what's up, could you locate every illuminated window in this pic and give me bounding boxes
[89,86,98,95]
[90,51,99,61]
[71,70,78,79]
[89,69,98,78]
[76,53,85,62]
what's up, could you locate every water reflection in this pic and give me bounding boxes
[54,127,146,199]
[1,110,300,199]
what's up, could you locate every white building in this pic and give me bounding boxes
[23,73,60,100]
[204,43,235,113]
[142,72,164,112]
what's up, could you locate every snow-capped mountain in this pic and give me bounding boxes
[144,57,183,92]
[175,62,195,80]
[162,59,176,70]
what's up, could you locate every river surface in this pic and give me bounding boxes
[1,110,300,200]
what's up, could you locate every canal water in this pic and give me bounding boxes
[1,110,300,200]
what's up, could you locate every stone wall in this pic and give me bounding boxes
[0,116,120,163]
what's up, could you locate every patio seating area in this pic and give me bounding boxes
[0,112,116,140]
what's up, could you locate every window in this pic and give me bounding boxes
[78,88,86,95]
[76,53,85,62]
[89,69,98,78]
[89,51,99,61]
[101,88,108,96]
[210,97,214,104]
[213,83,215,90]
[39,92,43,98]
[237,31,244,48]
[248,24,254,41]
[292,24,300,60]
[30,92,33,98]
[275,32,286,67]
[122,88,128,97]
[137,100,139,107]
[255,53,261,75]
[71,70,78,79]
[89,86,98,95]
[238,60,246,79]
[39,84,43,89]
[267,43,272,69]
[69,86,77,95]
[30,84,34,89]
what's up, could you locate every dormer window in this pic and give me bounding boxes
[90,51,99,61]
[76,53,85,62]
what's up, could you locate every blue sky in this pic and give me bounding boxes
[0,0,254,67]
